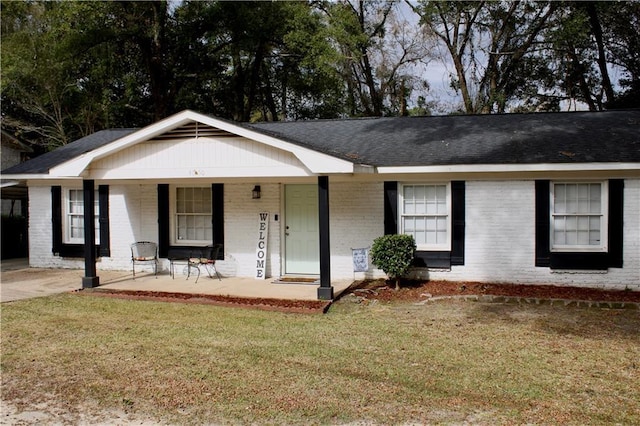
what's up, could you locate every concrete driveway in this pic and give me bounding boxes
[1,259,141,303]
[1,259,84,302]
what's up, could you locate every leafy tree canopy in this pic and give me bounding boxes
[1,0,638,150]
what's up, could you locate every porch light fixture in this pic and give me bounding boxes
[252,185,261,199]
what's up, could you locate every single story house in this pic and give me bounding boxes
[2,109,639,299]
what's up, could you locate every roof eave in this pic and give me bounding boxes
[2,174,79,181]
[377,162,640,174]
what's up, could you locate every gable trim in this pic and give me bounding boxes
[49,110,354,178]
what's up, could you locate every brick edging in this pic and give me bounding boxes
[420,295,639,310]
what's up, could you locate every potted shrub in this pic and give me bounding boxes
[370,234,416,290]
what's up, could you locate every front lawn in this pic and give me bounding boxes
[1,294,639,424]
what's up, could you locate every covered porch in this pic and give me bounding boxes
[0,258,354,304]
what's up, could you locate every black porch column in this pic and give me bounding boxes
[317,175,333,300]
[82,179,99,288]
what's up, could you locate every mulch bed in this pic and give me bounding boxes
[76,281,639,313]
[77,288,332,314]
[347,279,640,304]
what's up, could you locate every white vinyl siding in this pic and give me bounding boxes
[399,183,451,250]
[551,182,608,252]
[173,187,212,245]
[65,189,99,244]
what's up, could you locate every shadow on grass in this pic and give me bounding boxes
[468,301,640,341]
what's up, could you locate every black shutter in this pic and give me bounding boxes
[51,186,62,255]
[535,180,551,267]
[383,181,398,235]
[98,185,110,257]
[451,181,465,265]
[608,179,623,268]
[157,184,170,258]
[212,183,224,259]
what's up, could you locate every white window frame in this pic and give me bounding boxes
[63,188,99,244]
[170,185,213,246]
[550,181,608,252]
[398,182,452,251]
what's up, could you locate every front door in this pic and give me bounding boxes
[285,184,319,275]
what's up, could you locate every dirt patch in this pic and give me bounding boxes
[345,279,640,304]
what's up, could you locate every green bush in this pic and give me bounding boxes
[370,234,416,290]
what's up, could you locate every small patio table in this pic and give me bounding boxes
[169,257,201,283]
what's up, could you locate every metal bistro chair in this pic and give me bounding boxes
[189,244,223,282]
[130,241,158,279]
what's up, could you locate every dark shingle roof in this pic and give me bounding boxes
[247,110,640,167]
[1,129,137,174]
[2,110,638,176]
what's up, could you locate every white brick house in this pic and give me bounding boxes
[3,110,639,299]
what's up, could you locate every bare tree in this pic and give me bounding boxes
[325,0,429,116]
[410,1,558,113]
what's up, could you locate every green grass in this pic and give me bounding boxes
[2,294,639,425]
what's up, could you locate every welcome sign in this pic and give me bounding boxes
[255,212,269,279]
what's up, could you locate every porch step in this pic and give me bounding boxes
[272,276,320,285]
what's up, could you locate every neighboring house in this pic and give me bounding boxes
[1,129,34,259]
[1,129,33,215]
[2,109,639,299]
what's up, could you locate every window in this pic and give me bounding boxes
[158,184,223,259]
[399,183,451,250]
[536,179,622,270]
[173,187,212,245]
[551,182,608,252]
[64,189,99,244]
[52,185,110,258]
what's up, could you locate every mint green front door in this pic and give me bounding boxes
[285,185,319,275]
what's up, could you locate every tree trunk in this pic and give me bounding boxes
[568,48,598,111]
[243,43,266,121]
[451,53,475,113]
[585,2,615,105]
[231,53,245,122]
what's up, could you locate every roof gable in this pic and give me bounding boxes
[90,124,311,179]
[4,110,353,178]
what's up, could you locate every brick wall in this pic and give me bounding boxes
[329,181,385,280]
[28,178,640,290]
[424,180,640,290]
[222,183,281,278]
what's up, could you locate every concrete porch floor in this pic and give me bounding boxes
[99,269,354,301]
[1,259,354,302]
